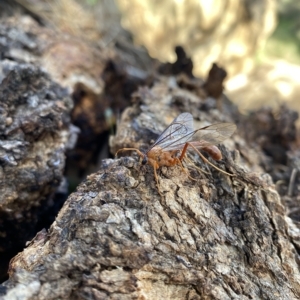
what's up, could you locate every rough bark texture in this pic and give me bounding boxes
[0,6,156,281]
[1,2,300,300]
[2,74,300,299]
[0,14,78,281]
[0,10,153,180]
[0,56,74,279]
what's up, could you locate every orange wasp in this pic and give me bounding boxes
[116,112,236,191]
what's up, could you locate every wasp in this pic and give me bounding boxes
[116,112,236,193]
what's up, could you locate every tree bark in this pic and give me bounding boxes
[0,8,154,281]
[1,2,300,300]
[2,75,300,299]
[0,58,74,282]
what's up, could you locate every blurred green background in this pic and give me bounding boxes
[265,0,300,64]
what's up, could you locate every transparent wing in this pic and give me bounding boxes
[160,122,236,151]
[146,112,194,153]
[191,123,236,146]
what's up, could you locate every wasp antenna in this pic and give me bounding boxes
[115,148,145,159]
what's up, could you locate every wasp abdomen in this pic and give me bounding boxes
[201,145,222,160]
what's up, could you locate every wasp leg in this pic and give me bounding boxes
[186,143,235,176]
[178,146,208,179]
[147,160,163,196]
[173,157,198,181]
[179,143,189,161]
[183,156,211,177]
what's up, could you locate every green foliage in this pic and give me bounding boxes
[264,4,300,63]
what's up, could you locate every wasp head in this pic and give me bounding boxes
[141,155,148,165]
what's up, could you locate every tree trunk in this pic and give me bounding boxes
[1,2,300,300]
[3,75,300,299]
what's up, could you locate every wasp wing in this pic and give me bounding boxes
[160,122,236,151]
[191,123,236,147]
[146,112,195,153]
